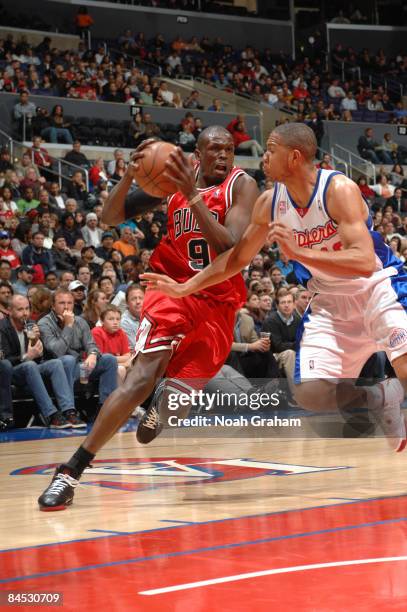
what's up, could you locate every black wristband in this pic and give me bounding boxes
[124,189,163,219]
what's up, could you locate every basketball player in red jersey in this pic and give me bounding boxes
[38,127,259,510]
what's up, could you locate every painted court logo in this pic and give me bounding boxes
[12,458,349,492]
[389,328,407,349]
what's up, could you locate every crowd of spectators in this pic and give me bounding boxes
[1,28,407,134]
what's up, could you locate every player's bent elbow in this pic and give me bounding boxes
[359,254,376,277]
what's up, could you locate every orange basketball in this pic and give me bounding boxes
[134,140,178,198]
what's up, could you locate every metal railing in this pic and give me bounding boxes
[330,143,376,183]
[29,148,89,191]
[317,147,349,177]
[0,126,89,190]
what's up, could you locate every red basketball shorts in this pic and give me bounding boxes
[134,289,237,387]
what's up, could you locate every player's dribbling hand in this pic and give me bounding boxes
[140,272,190,298]
[126,139,158,179]
[267,221,299,259]
[163,148,197,200]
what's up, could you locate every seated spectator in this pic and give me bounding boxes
[371,174,395,200]
[77,264,92,293]
[20,166,45,197]
[64,141,90,169]
[30,286,52,321]
[227,117,263,157]
[270,265,289,290]
[95,231,115,261]
[143,112,163,140]
[69,279,86,315]
[356,176,375,205]
[0,230,20,269]
[386,187,406,214]
[261,292,301,396]
[316,153,334,170]
[16,186,39,215]
[39,289,118,412]
[357,128,383,165]
[12,265,34,296]
[139,84,154,105]
[142,221,162,250]
[0,294,81,428]
[80,245,103,277]
[0,281,12,320]
[327,78,346,99]
[111,158,127,183]
[48,182,67,211]
[207,98,224,112]
[52,235,76,273]
[113,226,140,258]
[45,271,59,292]
[229,307,278,379]
[66,171,89,207]
[97,275,115,302]
[59,271,75,290]
[0,149,14,173]
[92,305,131,383]
[31,136,53,180]
[42,104,73,144]
[183,90,204,110]
[178,123,196,152]
[56,212,84,247]
[367,94,384,112]
[294,287,312,317]
[107,150,125,177]
[274,253,294,278]
[22,231,55,276]
[0,260,12,285]
[121,284,144,350]
[82,212,103,248]
[89,158,109,189]
[81,289,108,329]
[0,186,18,218]
[340,91,358,112]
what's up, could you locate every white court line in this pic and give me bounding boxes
[139,556,407,596]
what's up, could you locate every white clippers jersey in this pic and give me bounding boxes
[271,169,401,295]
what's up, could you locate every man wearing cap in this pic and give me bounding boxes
[95,231,115,261]
[13,266,35,296]
[22,231,55,275]
[81,212,103,248]
[69,280,86,315]
[0,231,20,269]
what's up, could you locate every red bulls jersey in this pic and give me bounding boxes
[150,166,248,305]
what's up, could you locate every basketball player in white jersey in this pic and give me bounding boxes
[142,122,407,451]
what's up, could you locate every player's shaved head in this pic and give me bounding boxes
[197,126,232,150]
[271,122,317,161]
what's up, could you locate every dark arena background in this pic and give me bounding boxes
[0,1,407,610]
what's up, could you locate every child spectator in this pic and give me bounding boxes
[92,305,131,382]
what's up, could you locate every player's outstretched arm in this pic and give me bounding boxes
[102,139,162,226]
[141,190,272,297]
[268,175,376,278]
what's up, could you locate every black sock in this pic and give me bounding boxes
[63,446,95,479]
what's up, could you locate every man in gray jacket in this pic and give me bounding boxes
[39,289,118,407]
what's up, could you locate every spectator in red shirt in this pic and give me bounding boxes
[92,305,131,382]
[31,136,54,182]
[226,116,263,157]
[0,230,21,269]
[89,158,108,189]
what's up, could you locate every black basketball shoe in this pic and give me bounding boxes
[136,383,165,444]
[38,466,79,511]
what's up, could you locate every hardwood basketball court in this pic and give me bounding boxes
[0,415,406,610]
